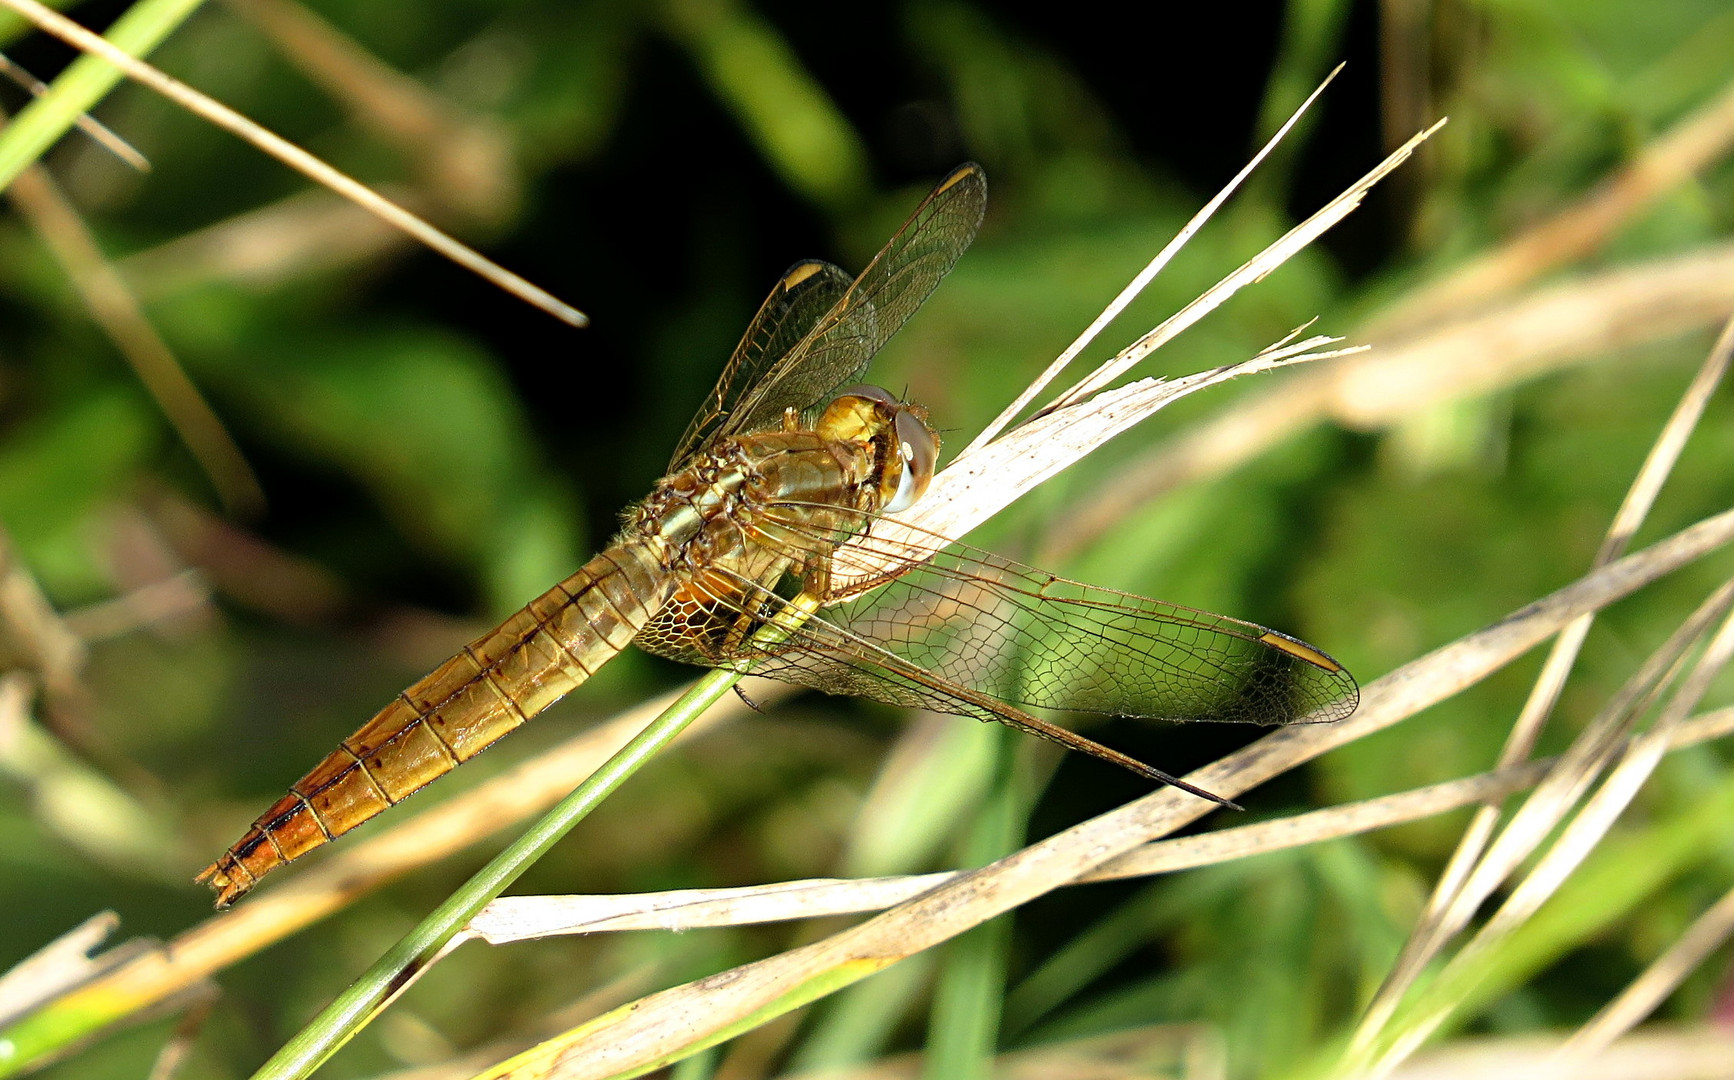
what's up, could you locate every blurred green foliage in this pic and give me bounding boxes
[1,1,1732,1078]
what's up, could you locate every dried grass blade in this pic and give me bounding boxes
[961,66,1344,454]
[1354,313,1734,1042]
[3,144,264,515]
[0,0,586,326]
[453,510,1734,1080]
[1041,120,1445,415]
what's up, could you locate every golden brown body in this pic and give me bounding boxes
[197,164,1356,909]
[198,423,889,907]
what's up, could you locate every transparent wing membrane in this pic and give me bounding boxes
[670,163,988,468]
[635,502,1357,784]
[670,259,853,469]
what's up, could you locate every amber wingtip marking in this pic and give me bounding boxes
[782,260,828,287]
[939,162,983,190]
[1258,631,1342,673]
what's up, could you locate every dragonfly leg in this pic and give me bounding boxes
[799,552,833,602]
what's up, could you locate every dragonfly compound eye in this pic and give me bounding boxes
[883,405,937,513]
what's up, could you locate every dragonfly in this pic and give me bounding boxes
[198,163,1358,908]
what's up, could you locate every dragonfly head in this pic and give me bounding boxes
[818,385,939,515]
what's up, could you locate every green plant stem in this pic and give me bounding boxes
[0,0,207,191]
[0,0,66,48]
[247,663,751,1080]
[923,727,1025,1080]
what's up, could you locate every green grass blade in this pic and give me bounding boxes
[923,728,1022,1080]
[246,664,750,1080]
[0,0,206,191]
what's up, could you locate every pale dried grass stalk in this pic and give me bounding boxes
[1352,313,1734,1043]
[1355,590,1734,1078]
[1390,1025,1734,1080]
[779,1024,1224,1080]
[120,189,406,298]
[0,685,766,1049]
[2,133,265,515]
[143,993,214,1080]
[61,571,212,643]
[1563,882,1734,1054]
[857,336,1362,586]
[228,0,517,222]
[1347,576,1734,1069]
[1046,241,1734,562]
[0,671,185,878]
[460,507,1734,1079]
[0,527,88,702]
[1040,120,1442,415]
[1373,71,1734,335]
[1482,595,1734,941]
[0,0,585,326]
[464,707,1734,942]
[961,66,1346,454]
[0,50,149,170]
[0,910,121,1027]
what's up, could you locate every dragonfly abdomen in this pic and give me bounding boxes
[197,542,674,907]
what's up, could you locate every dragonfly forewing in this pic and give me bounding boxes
[713,163,987,444]
[717,507,1358,730]
[670,259,853,470]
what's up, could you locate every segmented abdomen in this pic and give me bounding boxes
[197,542,674,907]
